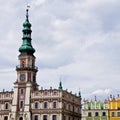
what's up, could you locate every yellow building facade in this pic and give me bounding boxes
[108,96,120,120]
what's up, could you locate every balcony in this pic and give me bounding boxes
[16,65,38,72]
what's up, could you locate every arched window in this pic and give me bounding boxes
[95,112,99,116]
[102,112,106,116]
[5,103,9,109]
[35,102,39,109]
[19,117,23,120]
[44,102,48,108]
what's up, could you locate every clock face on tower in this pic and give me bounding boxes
[20,74,25,81]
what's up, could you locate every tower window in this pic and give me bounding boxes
[20,101,24,108]
[43,115,47,120]
[20,89,24,94]
[21,60,26,67]
[33,75,36,83]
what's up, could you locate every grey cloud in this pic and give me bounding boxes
[0,0,120,98]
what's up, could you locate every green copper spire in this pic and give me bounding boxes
[19,8,35,54]
[58,81,63,90]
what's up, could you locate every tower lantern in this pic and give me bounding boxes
[19,8,35,54]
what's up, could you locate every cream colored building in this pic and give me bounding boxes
[0,9,81,120]
[82,98,109,120]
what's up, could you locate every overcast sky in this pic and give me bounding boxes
[0,0,120,100]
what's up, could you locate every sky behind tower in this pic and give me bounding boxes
[0,0,120,100]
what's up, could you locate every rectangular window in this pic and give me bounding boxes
[34,115,38,120]
[4,116,8,120]
[20,101,24,108]
[88,112,92,117]
[118,112,120,117]
[52,115,57,120]
[53,102,57,108]
[43,115,47,120]
[112,112,115,117]
[20,88,24,94]
[95,112,99,116]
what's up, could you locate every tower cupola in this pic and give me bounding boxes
[19,8,35,54]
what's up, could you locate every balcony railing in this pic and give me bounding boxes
[16,65,38,71]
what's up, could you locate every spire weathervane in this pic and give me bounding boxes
[26,5,30,20]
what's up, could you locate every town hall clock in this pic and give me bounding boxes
[20,74,25,81]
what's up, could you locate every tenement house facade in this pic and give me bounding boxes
[0,9,82,120]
